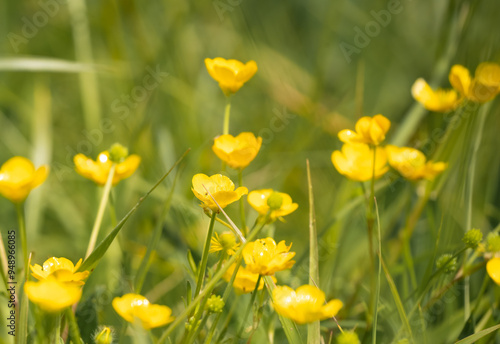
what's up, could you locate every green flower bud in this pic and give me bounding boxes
[109,143,129,163]
[94,326,113,344]
[206,294,225,313]
[436,254,457,274]
[185,316,201,332]
[462,228,483,249]
[336,331,360,344]
[487,232,500,253]
[267,192,283,210]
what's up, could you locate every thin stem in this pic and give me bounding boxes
[194,212,217,297]
[222,96,232,135]
[0,232,9,291]
[237,275,262,338]
[66,308,83,344]
[366,146,377,325]
[238,170,247,236]
[50,313,61,344]
[85,163,116,259]
[16,203,28,280]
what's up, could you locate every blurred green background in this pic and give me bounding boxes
[1,0,500,342]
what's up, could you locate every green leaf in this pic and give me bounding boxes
[454,324,500,344]
[0,57,98,72]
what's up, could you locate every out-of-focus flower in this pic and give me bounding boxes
[449,63,500,103]
[385,145,447,181]
[24,279,82,313]
[210,231,240,256]
[272,285,343,324]
[247,189,298,222]
[212,132,262,169]
[462,229,483,249]
[192,173,248,212]
[336,331,361,344]
[436,254,457,274]
[487,257,500,286]
[94,326,113,344]
[30,257,89,286]
[242,238,295,275]
[205,57,258,95]
[222,263,275,294]
[112,293,174,329]
[487,233,500,253]
[411,78,460,112]
[338,114,390,146]
[74,150,140,186]
[331,143,388,182]
[0,156,48,203]
[206,295,225,313]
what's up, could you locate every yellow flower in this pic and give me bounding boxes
[112,293,174,329]
[24,279,82,313]
[331,143,388,182]
[222,263,276,294]
[212,132,262,169]
[191,173,248,212]
[487,257,500,286]
[0,156,48,203]
[242,237,295,275]
[386,145,447,181]
[30,257,89,286]
[272,285,343,324]
[210,231,240,256]
[205,57,258,95]
[74,151,140,186]
[247,189,298,222]
[411,78,460,112]
[338,114,390,146]
[449,63,500,103]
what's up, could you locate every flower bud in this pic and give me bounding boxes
[109,143,129,163]
[487,232,500,253]
[94,326,113,344]
[336,331,360,344]
[462,228,483,249]
[206,295,225,313]
[436,254,457,274]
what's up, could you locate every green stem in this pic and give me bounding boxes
[366,146,377,325]
[0,233,9,291]
[16,203,28,280]
[237,275,261,338]
[194,212,217,297]
[49,313,61,344]
[223,96,232,135]
[238,170,247,236]
[85,163,116,259]
[66,308,83,344]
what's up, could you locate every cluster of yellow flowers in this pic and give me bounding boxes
[412,62,500,112]
[331,114,447,182]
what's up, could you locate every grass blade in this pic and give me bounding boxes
[454,324,500,344]
[372,198,382,344]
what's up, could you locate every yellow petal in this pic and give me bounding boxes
[411,78,459,112]
[449,64,471,98]
[487,257,500,286]
[24,279,82,313]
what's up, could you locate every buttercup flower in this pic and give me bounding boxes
[0,156,48,203]
[247,189,298,222]
[386,145,447,181]
[210,231,240,256]
[222,263,275,294]
[338,114,390,146]
[24,279,82,313]
[30,257,89,286]
[212,132,262,169]
[74,150,140,186]
[487,257,500,286]
[272,285,343,324]
[331,143,388,182]
[192,173,248,212]
[411,78,460,112]
[112,293,175,329]
[449,62,500,103]
[242,237,295,275]
[205,57,258,95]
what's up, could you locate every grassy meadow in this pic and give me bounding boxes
[1,0,500,343]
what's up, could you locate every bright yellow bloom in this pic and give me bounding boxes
[24,279,82,313]
[411,78,460,112]
[0,156,48,203]
[223,263,276,294]
[212,132,262,169]
[247,189,298,222]
[192,173,248,212]
[386,145,447,181]
[338,114,390,146]
[74,151,140,186]
[331,143,388,182]
[205,57,258,95]
[112,293,175,329]
[487,257,500,286]
[272,285,343,324]
[242,237,295,275]
[30,257,89,286]
[449,63,500,103]
[210,231,240,256]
